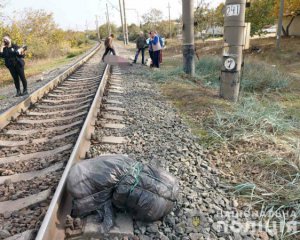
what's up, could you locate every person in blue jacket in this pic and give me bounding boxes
[0,35,28,96]
[155,31,164,64]
[149,31,162,68]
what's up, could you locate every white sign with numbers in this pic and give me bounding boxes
[226,4,241,16]
[224,58,236,70]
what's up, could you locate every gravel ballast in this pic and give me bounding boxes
[88,48,276,240]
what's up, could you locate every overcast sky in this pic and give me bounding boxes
[3,0,224,31]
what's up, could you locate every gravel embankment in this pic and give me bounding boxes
[88,47,274,239]
[0,44,98,114]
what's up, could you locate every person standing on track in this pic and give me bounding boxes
[133,31,147,64]
[0,35,28,97]
[149,31,162,68]
[102,33,116,62]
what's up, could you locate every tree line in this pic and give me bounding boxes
[98,8,180,42]
[1,0,299,62]
[0,6,95,63]
[99,0,300,42]
[195,0,300,36]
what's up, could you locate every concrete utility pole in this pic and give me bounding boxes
[106,3,111,36]
[118,0,126,45]
[123,0,129,44]
[182,0,195,76]
[276,0,284,49]
[220,0,246,102]
[168,2,172,38]
[95,15,100,41]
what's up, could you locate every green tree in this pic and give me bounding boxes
[274,0,300,36]
[99,23,117,39]
[0,5,93,61]
[127,23,140,41]
[4,9,90,58]
[246,0,276,36]
[142,8,163,29]
[0,0,6,38]
[14,9,59,57]
[214,3,225,26]
[156,20,178,38]
[18,9,57,40]
[194,1,211,32]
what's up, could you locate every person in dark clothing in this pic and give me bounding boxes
[133,31,147,64]
[102,34,116,61]
[0,35,28,96]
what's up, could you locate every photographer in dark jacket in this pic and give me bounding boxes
[0,35,28,96]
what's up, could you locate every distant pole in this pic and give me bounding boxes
[123,0,129,44]
[168,2,172,38]
[105,12,109,35]
[220,0,246,102]
[118,0,126,45]
[95,15,100,41]
[182,0,195,76]
[106,3,111,35]
[212,12,215,38]
[85,20,88,31]
[276,0,284,49]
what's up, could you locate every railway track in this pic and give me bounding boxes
[0,43,124,240]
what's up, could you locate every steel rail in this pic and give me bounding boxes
[0,43,101,129]
[36,63,111,240]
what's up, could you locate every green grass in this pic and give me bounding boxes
[159,65,300,238]
[67,53,78,58]
[140,66,184,82]
[241,61,292,92]
[66,45,91,58]
[211,96,296,138]
[204,97,300,239]
[195,57,221,87]
[142,56,293,93]
[156,50,300,239]
[193,56,293,91]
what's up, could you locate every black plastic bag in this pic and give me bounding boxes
[67,154,178,232]
[113,163,179,221]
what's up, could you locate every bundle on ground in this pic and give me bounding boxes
[67,154,179,232]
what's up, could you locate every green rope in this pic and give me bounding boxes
[129,162,143,193]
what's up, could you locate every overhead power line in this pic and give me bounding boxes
[107,0,120,12]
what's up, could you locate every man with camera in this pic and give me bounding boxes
[0,35,28,96]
